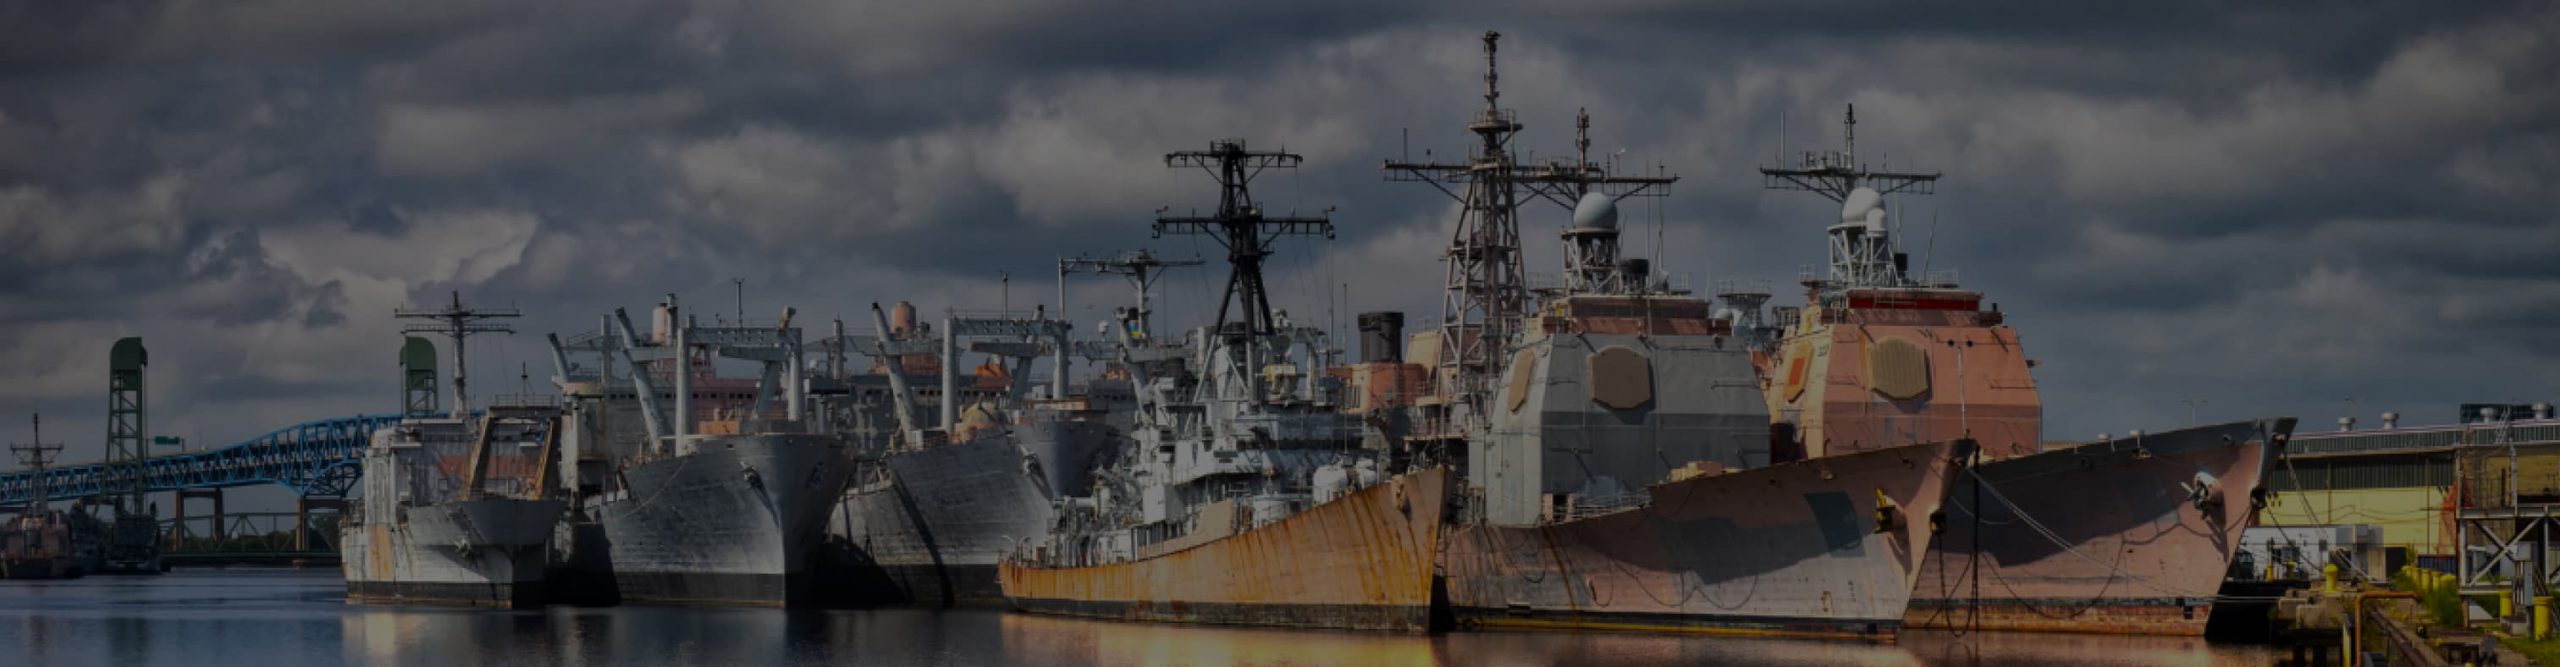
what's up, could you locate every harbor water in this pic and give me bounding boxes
[0,570,2281,666]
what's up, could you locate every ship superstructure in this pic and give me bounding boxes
[341,295,568,607]
[1755,106,2038,455]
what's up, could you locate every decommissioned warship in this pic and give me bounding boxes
[1752,106,2296,635]
[819,300,1116,607]
[1372,33,1967,640]
[548,297,853,606]
[341,299,567,607]
[1002,139,1460,631]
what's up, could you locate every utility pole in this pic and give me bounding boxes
[396,292,522,418]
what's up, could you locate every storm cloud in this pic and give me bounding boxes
[2,0,2556,462]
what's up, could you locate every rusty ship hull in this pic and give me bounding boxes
[1000,467,1451,632]
[1441,439,1966,641]
[1909,418,2292,635]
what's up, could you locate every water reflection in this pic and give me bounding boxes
[0,571,2280,666]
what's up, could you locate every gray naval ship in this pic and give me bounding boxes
[818,301,1116,607]
[547,297,853,606]
[1420,190,1967,640]
[1370,58,1966,639]
[342,306,568,607]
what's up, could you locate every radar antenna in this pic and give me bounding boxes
[1759,104,1944,289]
[1152,140,1334,338]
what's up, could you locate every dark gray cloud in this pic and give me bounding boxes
[1,0,2555,463]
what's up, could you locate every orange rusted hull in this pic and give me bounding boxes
[1909,419,2291,635]
[1440,440,1967,641]
[999,468,1453,632]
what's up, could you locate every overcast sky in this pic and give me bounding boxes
[5,1,2557,466]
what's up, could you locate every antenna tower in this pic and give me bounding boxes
[1152,140,1335,338]
[396,291,521,418]
[1384,31,1676,426]
[1759,104,1943,290]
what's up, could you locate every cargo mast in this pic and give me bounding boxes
[1384,31,1675,432]
[1759,104,1942,290]
[396,292,521,418]
[1058,250,1204,341]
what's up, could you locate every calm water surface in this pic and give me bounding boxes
[0,570,2277,666]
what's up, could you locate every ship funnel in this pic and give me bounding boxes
[890,301,917,336]
[2538,403,2554,420]
[1619,258,1651,283]
[2338,416,2356,432]
[2380,412,2398,430]
[1357,312,1405,364]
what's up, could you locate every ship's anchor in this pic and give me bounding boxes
[1872,488,1902,534]
[2182,470,2220,510]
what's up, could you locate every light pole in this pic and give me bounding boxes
[2180,398,2206,426]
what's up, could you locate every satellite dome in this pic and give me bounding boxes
[1572,192,1619,231]
[1839,187,1884,224]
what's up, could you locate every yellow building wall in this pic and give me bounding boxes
[2257,487,2452,556]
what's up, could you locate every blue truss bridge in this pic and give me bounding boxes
[0,414,403,506]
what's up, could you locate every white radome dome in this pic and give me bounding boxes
[1572,192,1619,231]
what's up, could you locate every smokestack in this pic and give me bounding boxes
[2380,412,2398,430]
[1357,312,1405,364]
[2338,416,2356,432]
